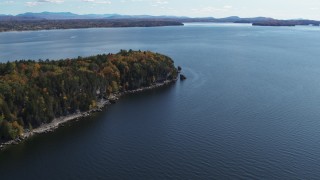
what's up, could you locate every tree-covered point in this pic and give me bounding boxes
[0,50,178,140]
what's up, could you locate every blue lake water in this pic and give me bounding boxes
[1,23,320,179]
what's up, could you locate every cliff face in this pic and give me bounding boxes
[0,50,178,140]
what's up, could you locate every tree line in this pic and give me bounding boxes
[0,19,183,32]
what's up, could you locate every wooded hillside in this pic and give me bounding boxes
[0,50,178,140]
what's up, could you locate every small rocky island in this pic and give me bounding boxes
[180,74,187,80]
[0,50,178,149]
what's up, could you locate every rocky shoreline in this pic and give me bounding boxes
[0,79,177,151]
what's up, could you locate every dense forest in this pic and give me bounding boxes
[0,50,178,140]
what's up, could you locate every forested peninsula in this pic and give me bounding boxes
[0,50,178,146]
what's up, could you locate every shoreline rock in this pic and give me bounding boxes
[0,79,176,151]
[180,74,187,80]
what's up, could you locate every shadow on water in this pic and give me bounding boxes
[0,83,177,168]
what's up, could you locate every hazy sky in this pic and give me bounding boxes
[1,0,320,20]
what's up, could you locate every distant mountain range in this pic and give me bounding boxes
[0,12,276,22]
[0,12,319,27]
[0,12,189,20]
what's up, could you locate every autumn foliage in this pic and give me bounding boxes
[0,50,178,140]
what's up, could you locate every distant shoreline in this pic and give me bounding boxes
[1,20,319,33]
[0,19,184,33]
[0,79,177,151]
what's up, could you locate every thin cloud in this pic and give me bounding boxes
[38,0,64,3]
[82,0,111,4]
[3,1,15,4]
[26,0,64,7]
[223,5,232,9]
[155,0,168,4]
[151,0,168,7]
[26,1,39,6]
[95,1,111,4]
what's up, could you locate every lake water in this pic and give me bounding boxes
[1,23,320,179]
